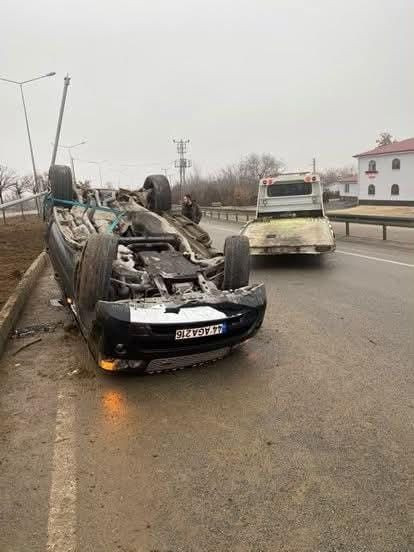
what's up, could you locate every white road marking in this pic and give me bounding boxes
[46,390,77,552]
[336,249,414,267]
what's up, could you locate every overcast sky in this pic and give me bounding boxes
[1,0,413,187]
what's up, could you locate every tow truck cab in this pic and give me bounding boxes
[241,172,336,255]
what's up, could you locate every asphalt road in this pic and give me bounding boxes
[0,222,413,552]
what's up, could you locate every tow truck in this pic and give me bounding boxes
[241,172,336,255]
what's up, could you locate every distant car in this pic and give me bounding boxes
[45,165,266,373]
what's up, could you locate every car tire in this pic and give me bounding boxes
[222,235,250,290]
[77,234,118,329]
[143,174,171,212]
[49,165,74,202]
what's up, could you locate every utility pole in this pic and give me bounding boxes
[51,75,71,167]
[173,139,191,200]
[312,157,316,173]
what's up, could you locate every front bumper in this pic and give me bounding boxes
[88,284,266,371]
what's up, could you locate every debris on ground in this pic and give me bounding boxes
[12,322,62,339]
[11,338,42,356]
[67,368,80,377]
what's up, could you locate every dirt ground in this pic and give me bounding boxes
[0,215,45,309]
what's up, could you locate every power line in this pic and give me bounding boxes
[173,139,191,200]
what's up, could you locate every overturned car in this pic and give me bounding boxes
[45,165,266,373]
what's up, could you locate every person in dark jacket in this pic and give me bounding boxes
[182,194,202,223]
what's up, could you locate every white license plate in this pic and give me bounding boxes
[175,324,226,340]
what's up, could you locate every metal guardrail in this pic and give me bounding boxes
[200,206,414,240]
[0,191,47,221]
[201,206,255,223]
[327,212,414,240]
[0,191,47,211]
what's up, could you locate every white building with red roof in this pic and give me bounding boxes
[328,174,359,197]
[354,138,414,205]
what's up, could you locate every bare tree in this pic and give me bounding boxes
[174,152,284,207]
[36,172,49,193]
[20,174,35,193]
[237,153,284,204]
[239,153,284,180]
[9,176,33,218]
[0,165,17,223]
[320,168,339,186]
[376,132,394,147]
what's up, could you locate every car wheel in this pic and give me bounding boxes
[49,165,74,202]
[143,174,172,212]
[222,235,250,290]
[77,234,118,330]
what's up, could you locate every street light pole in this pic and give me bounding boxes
[0,72,56,193]
[74,159,106,187]
[98,164,103,187]
[56,141,87,186]
[19,84,39,191]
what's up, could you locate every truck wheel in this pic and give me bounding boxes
[222,235,250,290]
[49,165,74,202]
[143,175,171,212]
[77,234,118,329]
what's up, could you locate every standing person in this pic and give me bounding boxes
[182,194,202,223]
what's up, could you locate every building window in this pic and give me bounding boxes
[368,160,376,172]
[392,158,400,170]
[344,183,350,193]
[368,184,375,195]
[391,184,399,196]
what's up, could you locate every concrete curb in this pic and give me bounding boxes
[0,251,48,358]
